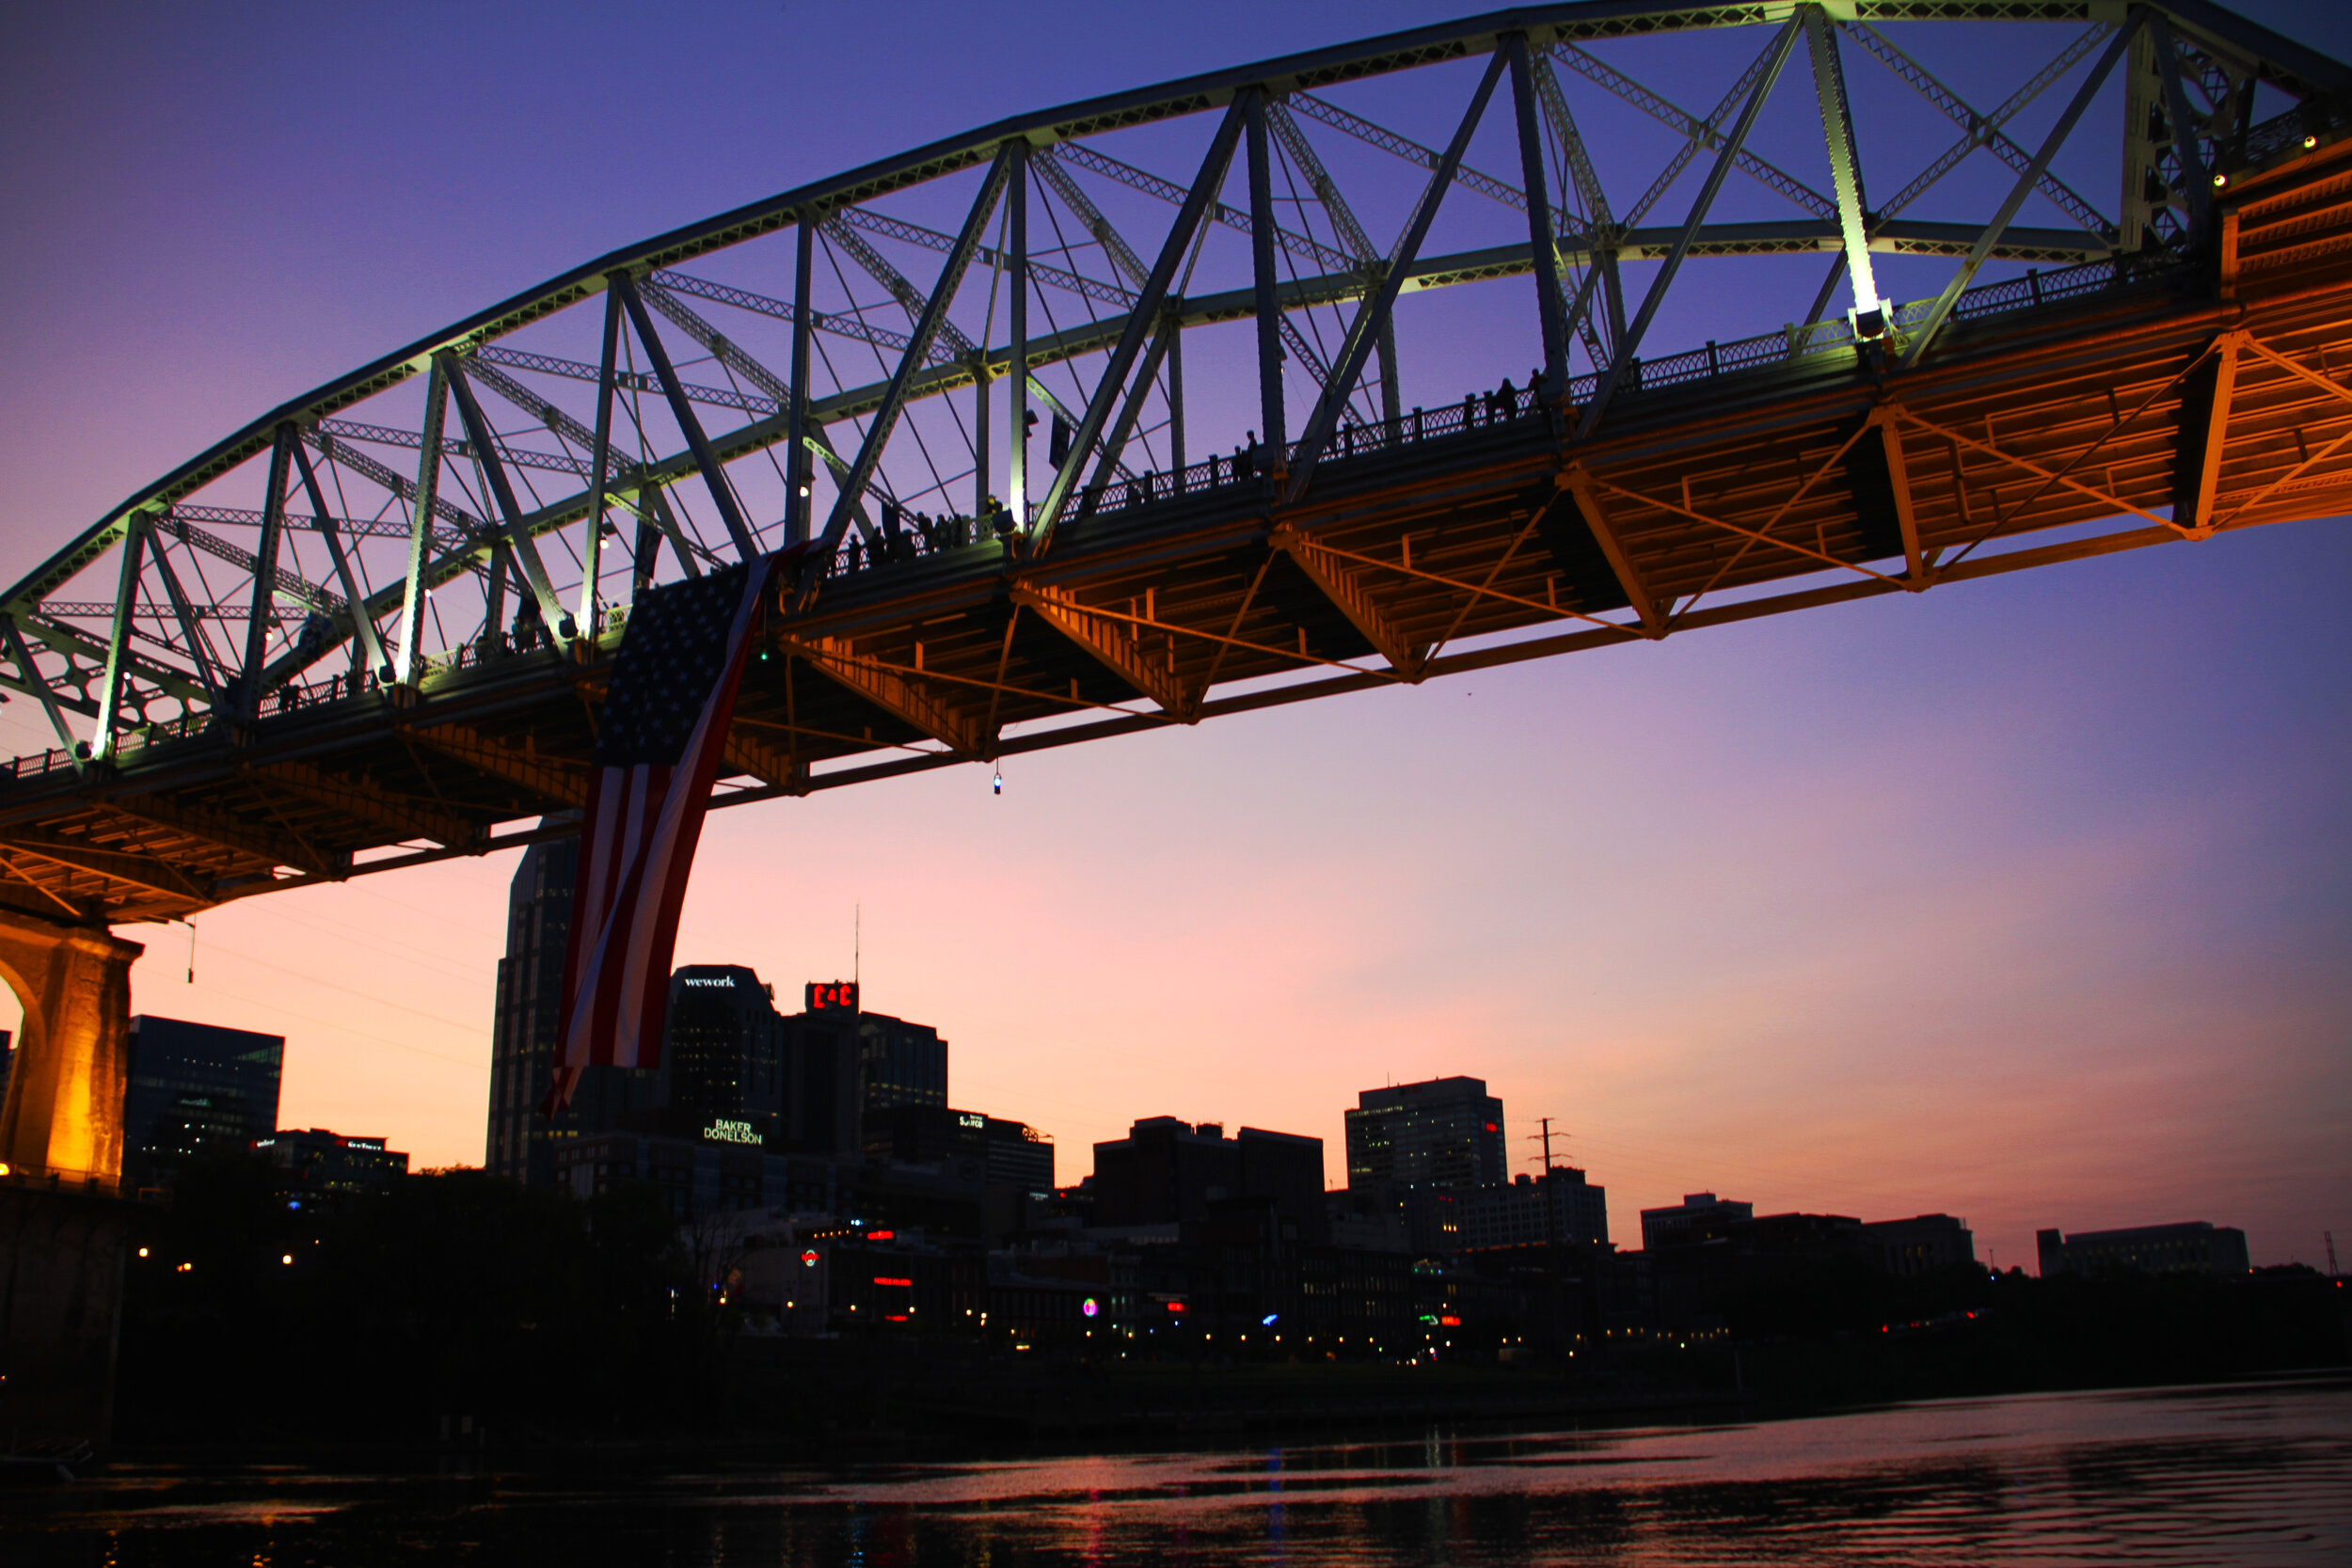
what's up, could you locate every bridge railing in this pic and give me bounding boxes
[816,249,2180,579]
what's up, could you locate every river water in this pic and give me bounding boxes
[8,1375,2348,1565]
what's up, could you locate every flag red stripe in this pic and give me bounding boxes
[546,555,776,1113]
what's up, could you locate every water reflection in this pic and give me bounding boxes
[6,1376,2348,1565]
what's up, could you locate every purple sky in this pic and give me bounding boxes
[3,2,2345,1273]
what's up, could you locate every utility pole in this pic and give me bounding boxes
[2328,1229,2339,1278]
[1525,1117,1565,1247]
[1526,1117,1564,1171]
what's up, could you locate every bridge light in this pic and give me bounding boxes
[992,770,1003,795]
[2212,172,2229,188]
[2306,135,2320,150]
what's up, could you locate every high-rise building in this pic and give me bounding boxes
[664,965,786,1136]
[1344,1076,1505,1192]
[857,1010,948,1117]
[123,1015,283,1185]
[1639,1192,1754,1252]
[484,836,664,1185]
[777,1004,865,1159]
[2037,1221,2250,1277]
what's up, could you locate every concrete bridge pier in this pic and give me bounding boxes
[0,910,143,1446]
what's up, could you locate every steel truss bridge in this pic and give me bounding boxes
[2,1,2348,927]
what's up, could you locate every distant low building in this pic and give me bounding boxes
[2038,1222,2250,1277]
[1859,1213,1977,1275]
[255,1128,409,1193]
[556,1130,845,1221]
[1092,1117,1328,1243]
[1639,1191,1753,1253]
[1455,1166,1610,1252]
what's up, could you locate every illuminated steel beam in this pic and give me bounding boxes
[1009,582,1193,716]
[393,359,451,687]
[611,273,762,561]
[812,144,1015,573]
[1564,467,1663,638]
[580,283,622,628]
[248,758,476,849]
[721,730,802,791]
[1245,88,1287,467]
[1845,21,2114,244]
[1504,34,1569,398]
[237,427,295,720]
[1291,49,1509,498]
[101,792,327,877]
[291,441,389,682]
[89,515,148,763]
[1034,105,1244,552]
[1269,526,1425,680]
[787,636,986,755]
[1804,6,1882,324]
[443,357,576,643]
[2172,329,2244,535]
[402,721,586,809]
[4,831,207,905]
[1581,20,1799,438]
[1899,23,2134,370]
[1532,51,1624,364]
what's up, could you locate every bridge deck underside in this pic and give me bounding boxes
[4,157,2348,927]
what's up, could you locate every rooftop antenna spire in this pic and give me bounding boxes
[854,903,861,988]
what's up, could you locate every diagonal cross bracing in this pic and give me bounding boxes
[788,635,986,755]
[1268,526,1425,680]
[1009,583,1194,716]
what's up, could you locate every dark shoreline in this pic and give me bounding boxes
[67,1367,2352,1481]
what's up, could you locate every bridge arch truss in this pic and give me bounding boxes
[2,0,2348,923]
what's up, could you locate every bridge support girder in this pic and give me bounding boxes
[404,721,586,812]
[0,910,141,1186]
[1011,582,1197,717]
[2173,330,2245,537]
[1563,468,1665,637]
[721,730,804,792]
[0,909,143,1447]
[247,758,474,851]
[790,636,988,757]
[101,792,327,878]
[1268,526,1428,680]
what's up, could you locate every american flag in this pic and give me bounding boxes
[546,555,778,1116]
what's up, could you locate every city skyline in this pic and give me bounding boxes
[1,0,2345,1277]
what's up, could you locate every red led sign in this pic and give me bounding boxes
[806,980,860,1013]
[874,1275,914,1287]
[867,1229,895,1241]
[1439,1314,1461,1326]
